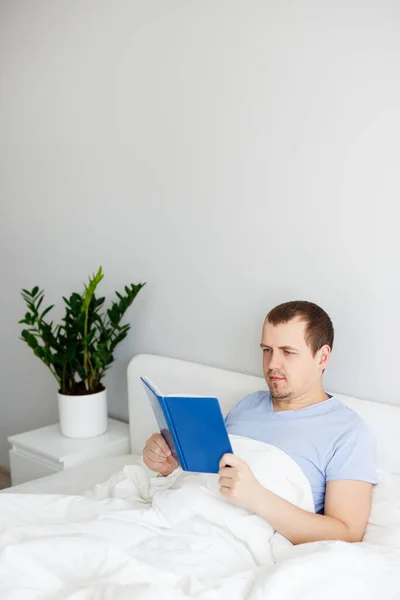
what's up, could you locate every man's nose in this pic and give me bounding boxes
[267,352,282,370]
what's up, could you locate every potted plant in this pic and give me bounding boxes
[19,267,145,438]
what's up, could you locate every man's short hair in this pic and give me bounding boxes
[266,301,334,356]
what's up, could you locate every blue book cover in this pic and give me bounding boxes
[141,376,233,473]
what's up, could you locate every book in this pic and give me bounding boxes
[141,376,233,473]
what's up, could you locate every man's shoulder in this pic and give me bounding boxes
[325,399,377,483]
[331,399,374,441]
[334,399,369,424]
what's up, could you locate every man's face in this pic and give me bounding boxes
[260,317,329,400]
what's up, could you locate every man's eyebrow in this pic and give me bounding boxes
[260,344,300,351]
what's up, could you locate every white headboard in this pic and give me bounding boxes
[127,354,400,475]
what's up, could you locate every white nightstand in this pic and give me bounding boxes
[8,418,130,486]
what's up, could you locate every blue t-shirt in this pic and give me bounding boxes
[225,391,377,513]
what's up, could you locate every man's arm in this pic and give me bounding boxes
[254,480,372,544]
[218,454,372,544]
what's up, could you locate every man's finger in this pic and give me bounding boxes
[148,442,168,457]
[219,486,230,498]
[219,453,241,469]
[218,477,232,488]
[147,447,168,462]
[218,467,236,479]
[166,454,178,466]
[152,434,172,457]
[148,436,170,457]
[146,458,167,470]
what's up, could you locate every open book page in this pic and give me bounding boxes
[140,376,163,397]
[141,377,215,399]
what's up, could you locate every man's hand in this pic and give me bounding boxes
[218,453,265,513]
[143,433,179,477]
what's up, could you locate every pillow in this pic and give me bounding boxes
[363,470,400,550]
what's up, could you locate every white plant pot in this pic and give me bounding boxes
[58,388,108,438]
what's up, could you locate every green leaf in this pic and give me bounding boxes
[40,305,54,320]
[81,268,104,314]
[21,330,39,349]
[36,293,44,311]
[66,345,76,361]
[95,296,105,307]
[21,294,35,311]
[34,346,44,359]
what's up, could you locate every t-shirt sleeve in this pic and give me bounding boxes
[325,420,378,484]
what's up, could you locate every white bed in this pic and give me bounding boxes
[1,353,400,600]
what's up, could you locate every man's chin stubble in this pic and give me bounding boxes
[270,388,291,400]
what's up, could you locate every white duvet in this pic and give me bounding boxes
[0,435,399,600]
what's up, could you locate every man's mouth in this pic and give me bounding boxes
[270,376,285,381]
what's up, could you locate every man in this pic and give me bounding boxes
[143,301,377,545]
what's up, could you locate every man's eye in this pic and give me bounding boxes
[262,348,295,355]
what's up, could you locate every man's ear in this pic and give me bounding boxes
[318,345,331,371]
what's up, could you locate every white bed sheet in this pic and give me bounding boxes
[1,454,140,496]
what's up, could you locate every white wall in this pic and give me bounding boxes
[1,0,399,465]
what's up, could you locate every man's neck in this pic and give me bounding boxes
[272,388,330,412]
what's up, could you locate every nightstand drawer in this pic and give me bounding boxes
[9,449,61,486]
[8,419,130,487]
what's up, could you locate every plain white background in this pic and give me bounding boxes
[1,0,399,465]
